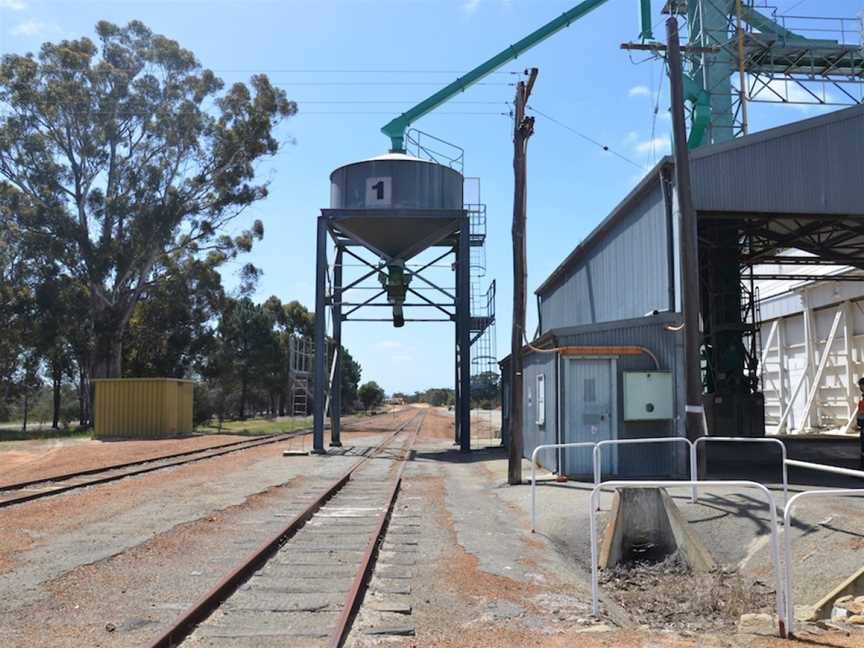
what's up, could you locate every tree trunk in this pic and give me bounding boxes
[239,372,247,420]
[21,392,28,434]
[52,360,61,429]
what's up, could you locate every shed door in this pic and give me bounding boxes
[565,358,616,476]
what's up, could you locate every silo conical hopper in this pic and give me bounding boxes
[329,153,464,327]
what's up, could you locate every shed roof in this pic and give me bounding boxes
[534,103,864,298]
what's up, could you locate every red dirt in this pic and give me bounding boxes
[0,410,416,577]
[0,434,249,488]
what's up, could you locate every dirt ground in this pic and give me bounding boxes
[1,405,860,647]
[0,432,251,487]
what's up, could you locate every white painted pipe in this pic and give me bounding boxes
[693,437,789,508]
[783,489,864,636]
[530,442,596,532]
[589,480,785,638]
[593,437,696,500]
[785,459,864,481]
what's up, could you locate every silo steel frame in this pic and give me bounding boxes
[312,209,472,453]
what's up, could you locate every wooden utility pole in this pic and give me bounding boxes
[508,67,538,485]
[666,18,703,440]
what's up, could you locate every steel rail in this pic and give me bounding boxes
[0,430,309,508]
[146,410,423,648]
[328,411,424,648]
[0,431,290,492]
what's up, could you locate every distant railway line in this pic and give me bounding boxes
[147,409,425,648]
[0,430,310,509]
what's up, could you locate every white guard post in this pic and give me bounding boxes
[589,480,786,639]
[530,442,597,532]
[692,437,789,508]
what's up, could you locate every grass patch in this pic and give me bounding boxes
[197,416,313,437]
[0,425,92,443]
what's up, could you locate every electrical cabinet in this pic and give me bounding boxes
[623,371,673,421]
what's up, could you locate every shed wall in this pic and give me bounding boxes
[538,182,672,334]
[505,315,686,478]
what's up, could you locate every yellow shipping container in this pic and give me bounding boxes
[93,378,195,439]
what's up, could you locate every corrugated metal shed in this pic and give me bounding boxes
[501,313,686,479]
[690,103,864,216]
[536,160,675,333]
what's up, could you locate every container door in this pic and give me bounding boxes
[564,358,616,476]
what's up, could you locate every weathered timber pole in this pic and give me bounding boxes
[508,67,538,485]
[667,18,704,440]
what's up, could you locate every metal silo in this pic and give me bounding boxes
[313,153,471,453]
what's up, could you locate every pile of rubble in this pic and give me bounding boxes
[829,595,864,625]
[600,552,775,633]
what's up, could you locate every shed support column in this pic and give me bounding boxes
[457,218,471,452]
[313,215,328,454]
[330,246,343,447]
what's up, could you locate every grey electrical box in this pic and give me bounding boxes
[623,371,673,421]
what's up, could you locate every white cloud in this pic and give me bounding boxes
[755,77,839,112]
[392,354,414,363]
[462,0,482,14]
[0,0,27,10]
[633,135,671,156]
[10,19,61,38]
[374,340,403,351]
[628,85,651,98]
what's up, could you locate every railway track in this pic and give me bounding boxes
[0,429,311,509]
[147,409,425,648]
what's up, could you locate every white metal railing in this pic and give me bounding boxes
[530,442,596,532]
[783,488,864,636]
[779,460,864,635]
[593,437,697,501]
[588,480,787,639]
[693,437,789,507]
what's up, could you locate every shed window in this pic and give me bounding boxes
[536,373,546,426]
[584,378,596,403]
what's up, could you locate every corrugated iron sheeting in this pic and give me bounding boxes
[539,180,672,333]
[691,104,864,215]
[504,315,686,478]
[94,378,195,438]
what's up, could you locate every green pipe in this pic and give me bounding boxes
[381,0,653,151]
[682,73,710,149]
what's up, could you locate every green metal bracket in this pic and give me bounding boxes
[381,0,654,152]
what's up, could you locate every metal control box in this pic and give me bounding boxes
[623,371,673,421]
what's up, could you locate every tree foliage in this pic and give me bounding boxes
[358,381,385,412]
[0,20,296,380]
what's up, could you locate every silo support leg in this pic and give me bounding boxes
[330,246,343,447]
[458,220,471,452]
[313,216,328,454]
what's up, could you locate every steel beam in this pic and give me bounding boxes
[313,216,328,454]
[457,217,471,452]
[331,246,343,447]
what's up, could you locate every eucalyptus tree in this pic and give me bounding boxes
[0,20,296,380]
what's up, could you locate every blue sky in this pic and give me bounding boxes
[1,0,860,393]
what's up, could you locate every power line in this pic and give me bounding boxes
[525,105,646,171]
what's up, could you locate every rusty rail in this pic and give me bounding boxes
[146,410,423,648]
[328,411,424,648]
[0,430,310,509]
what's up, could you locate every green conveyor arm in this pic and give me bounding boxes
[381,0,654,151]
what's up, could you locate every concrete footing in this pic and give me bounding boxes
[599,487,716,572]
